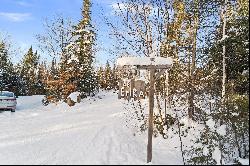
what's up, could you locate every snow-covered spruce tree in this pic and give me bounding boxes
[97,66,105,90]
[0,41,14,92]
[19,46,40,96]
[104,61,114,90]
[34,62,46,95]
[66,0,97,97]
[112,63,120,91]
[97,62,119,91]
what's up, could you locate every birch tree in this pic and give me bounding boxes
[221,0,228,99]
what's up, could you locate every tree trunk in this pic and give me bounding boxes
[188,1,199,120]
[147,67,155,163]
[222,0,228,99]
[164,71,170,124]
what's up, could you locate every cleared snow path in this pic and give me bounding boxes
[0,92,182,165]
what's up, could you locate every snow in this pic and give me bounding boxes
[180,117,195,127]
[218,35,229,42]
[209,99,216,104]
[203,145,209,156]
[238,158,249,165]
[116,56,173,67]
[242,69,249,76]
[217,125,227,136]
[232,112,239,116]
[75,29,90,33]
[68,92,81,102]
[206,119,216,131]
[0,91,183,165]
[65,42,74,50]
[212,147,222,165]
[83,40,91,44]
[170,41,177,46]
[206,119,226,136]
[68,55,79,63]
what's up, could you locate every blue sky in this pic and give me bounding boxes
[0,0,117,66]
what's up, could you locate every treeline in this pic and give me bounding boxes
[0,0,119,104]
[0,44,44,96]
[0,42,119,101]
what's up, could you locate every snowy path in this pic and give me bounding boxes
[0,92,182,165]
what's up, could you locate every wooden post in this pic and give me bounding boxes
[117,57,172,163]
[147,66,155,163]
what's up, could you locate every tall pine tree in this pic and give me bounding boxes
[20,46,40,95]
[0,41,13,92]
[66,0,97,96]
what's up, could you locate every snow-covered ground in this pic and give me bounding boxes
[0,91,183,165]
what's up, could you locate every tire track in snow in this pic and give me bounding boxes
[0,120,102,148]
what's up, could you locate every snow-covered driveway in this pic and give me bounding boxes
[0,92,182,165]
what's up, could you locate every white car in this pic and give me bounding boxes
[0,91,17,112]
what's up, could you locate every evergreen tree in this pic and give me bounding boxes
[112,63,119,90]
[20,46,40,95]
[97,66,105,90]
[34,62,46,95]
[0,41,13,92]
[66,0,97,96]
[104,61,113,90]
[97,62,119,91]
[0,40,21,95]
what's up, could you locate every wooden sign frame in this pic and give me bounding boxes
[117,58,172,163]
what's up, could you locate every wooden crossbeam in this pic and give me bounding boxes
[137,65,171,70]
[117,65,171,70]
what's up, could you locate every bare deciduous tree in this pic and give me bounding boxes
[36,14,74,60]
[106,0,170,58]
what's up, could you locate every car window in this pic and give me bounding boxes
[0,92,14,97]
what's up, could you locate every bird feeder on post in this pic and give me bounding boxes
[116,56,173,163]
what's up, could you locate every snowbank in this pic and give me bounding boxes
[238,158,249,165]
[68,92,81,102]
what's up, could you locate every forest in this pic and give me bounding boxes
[0,0,249,165]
